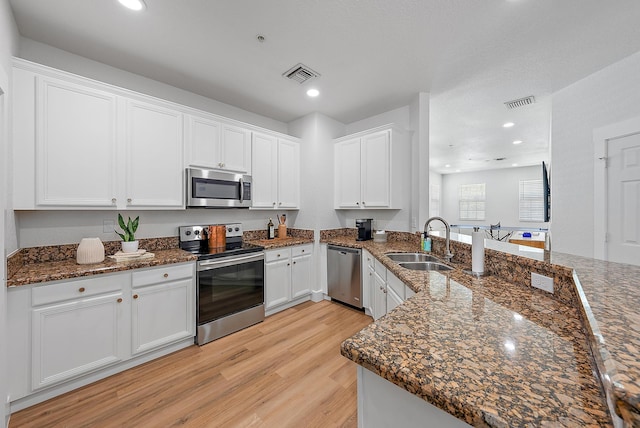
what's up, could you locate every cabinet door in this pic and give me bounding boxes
[277,139,300,209]
[364,264,375,317]
[31,292,127,390]
[291,253,312,299]
[386,286,403,313]
[265,258,291,310]
[131,278,194,355]
[125,98,184,208]
[251,133,278,208]
[220,124,251,173]
[186,115,221,169]
[36,76,118,207]
[372,272,387,321]
[334,138,361,208]
[361,130,390,208]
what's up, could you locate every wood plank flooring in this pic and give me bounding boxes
[9,300,372,428]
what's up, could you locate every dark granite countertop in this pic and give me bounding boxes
[7,248,197,287]
[322,235,612,426]
[247,236,314,249]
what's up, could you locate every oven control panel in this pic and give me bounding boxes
[179,224,243,243]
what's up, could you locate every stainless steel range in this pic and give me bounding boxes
[179,223,265,346]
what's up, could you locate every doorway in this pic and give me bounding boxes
[594,117,640,265]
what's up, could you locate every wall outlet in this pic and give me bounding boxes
[103,219,115,233]
[531,272,554,293]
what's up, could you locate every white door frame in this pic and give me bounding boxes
[593,116,640,260]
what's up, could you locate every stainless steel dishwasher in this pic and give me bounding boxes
[327,245,362,308]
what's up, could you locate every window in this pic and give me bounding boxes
[519,179,544,222]
[459,183,485,221]
[430,184,440,217]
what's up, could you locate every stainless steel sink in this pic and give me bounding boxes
[385,253,440,262]
[398,262,453,272]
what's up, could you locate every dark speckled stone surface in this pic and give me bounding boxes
[322,231,612,427]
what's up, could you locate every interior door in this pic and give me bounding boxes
[607,132,640,265]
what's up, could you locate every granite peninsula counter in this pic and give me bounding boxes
[321,230,619,427]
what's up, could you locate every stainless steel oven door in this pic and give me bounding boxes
[196,252,265,344]
[187,168,252,208]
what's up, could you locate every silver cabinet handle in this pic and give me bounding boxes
[127,198,132,203]
[112,198,116,204]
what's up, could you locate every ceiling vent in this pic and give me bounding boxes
[504,95,535,109]
[283,63,320,84]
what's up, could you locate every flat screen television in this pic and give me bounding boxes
[542,161,550,222]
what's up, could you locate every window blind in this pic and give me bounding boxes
[519,179,544,222]
[459,183,485,221]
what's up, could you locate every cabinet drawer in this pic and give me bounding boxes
[32,274,125,307]
[265,248,291,263]
[132,263,194,288]
[291,244,313,258]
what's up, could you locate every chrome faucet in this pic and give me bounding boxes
[424,217,454,261]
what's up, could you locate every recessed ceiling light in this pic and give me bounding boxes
[512,140,523,145]
[503,122,515,128]
[445,164,451,168]
[118,0,145,11]
[306,88,320,97]
[512,163,518,167]
[455,169,461,173]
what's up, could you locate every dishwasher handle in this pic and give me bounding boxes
[328,245,361,255]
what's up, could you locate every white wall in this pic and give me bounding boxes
[440,166,547,231]
[552,49,640,258]
[1,0,19,425]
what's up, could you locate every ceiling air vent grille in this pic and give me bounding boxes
[283,63,320,84]
[504,95,535,109]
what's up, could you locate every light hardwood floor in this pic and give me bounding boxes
[9,300,372,428]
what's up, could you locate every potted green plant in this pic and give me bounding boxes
[115,214,140,253]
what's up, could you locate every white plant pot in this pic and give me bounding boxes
[121,240,139,253]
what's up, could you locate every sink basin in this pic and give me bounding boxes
[398,262,453,272]
[386,253,440,262]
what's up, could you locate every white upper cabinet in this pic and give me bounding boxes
[35,75,118,207]
[124,98,184,208]
[334,137,363,209]
[220,124,251,173]
[334,125,409,209]
[12,61,185,210]
[185,115,251,174]
[186,115,221,169]
[251,132,300,209]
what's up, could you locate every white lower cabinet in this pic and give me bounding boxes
[363,250,416,320]
[131,264,195,355]
[32,290,128,390]
[8,262,195,411]
[265,244,313,315]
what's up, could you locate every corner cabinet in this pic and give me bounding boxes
[334,125,409,209]
[251,132,300,209]
[185,114,252,174]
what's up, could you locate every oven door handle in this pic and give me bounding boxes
[198,253,265,271]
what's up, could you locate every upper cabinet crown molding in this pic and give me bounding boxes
[333,124,409,210]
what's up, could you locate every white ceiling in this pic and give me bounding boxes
[9,0,640,173]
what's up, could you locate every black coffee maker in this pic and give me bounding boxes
[356,219,373,241]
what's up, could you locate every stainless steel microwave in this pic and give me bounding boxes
[186,168,252,208]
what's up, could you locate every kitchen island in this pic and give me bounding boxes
[322,230,621,427]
